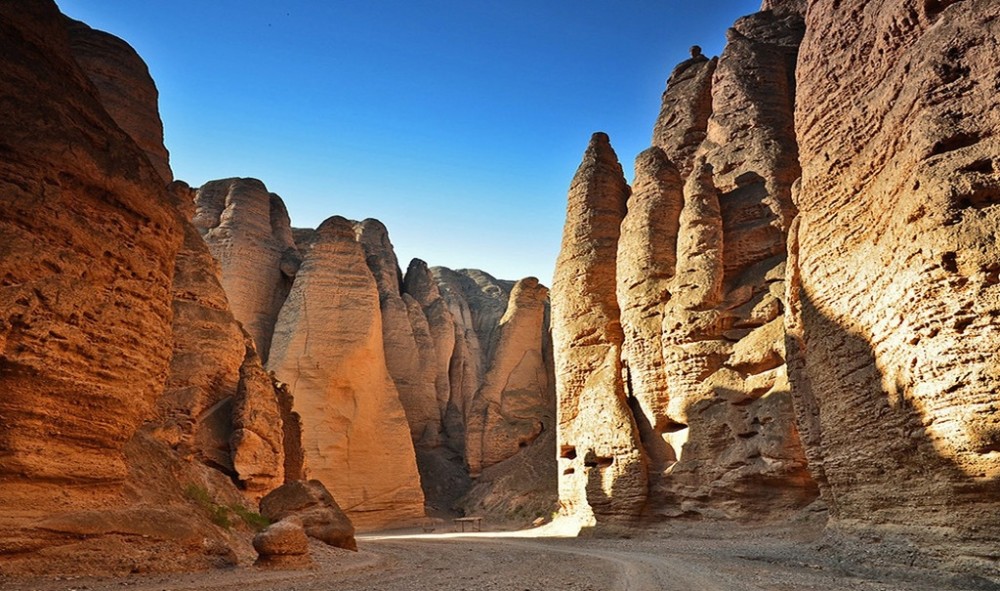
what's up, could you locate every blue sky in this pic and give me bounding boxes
[57,1,761,283]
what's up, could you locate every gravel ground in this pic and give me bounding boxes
[4,520,997,591]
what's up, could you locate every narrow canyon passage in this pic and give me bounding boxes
[4,524,979,591]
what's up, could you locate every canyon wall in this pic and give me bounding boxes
[790,0,1000,574]
[553,3,816,524]
[0,3,287,573]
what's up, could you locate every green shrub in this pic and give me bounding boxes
[182,484,269,531]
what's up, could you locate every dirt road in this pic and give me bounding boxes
[4,522,993,591]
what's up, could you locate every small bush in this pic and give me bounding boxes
[183,484,268,531]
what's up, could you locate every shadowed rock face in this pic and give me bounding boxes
[791,0,1000,574]
[193,178,298,362]
[64,17,172,183]
[552,133,648,524]
[466,278,553,477]
[267,216,424,531]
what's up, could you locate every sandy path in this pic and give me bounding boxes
[2,523,986,591]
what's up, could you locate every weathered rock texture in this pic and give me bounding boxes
[554,4,817,524]
[193,178,299,362]
[466,277,553,477]
[267,216,424,531]
[160,182,285,498]
[260,480,356,551]
[253,518,311,568]
[64,17,172,183]
[790,0,1000,575]
[552,132,648,524]
[0,3,262,573]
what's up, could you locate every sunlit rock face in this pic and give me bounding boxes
[0,0,181,497]
[552,132,648,524]
[267,216,425,531]
[640,5,815,518]
[790,0,1000,573]
[554,4,816,524]
[65,17,172,183]
[193,178,299,362]
[161,182,285,498]
[0,3,265,573]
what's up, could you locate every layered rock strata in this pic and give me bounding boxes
[267,216,424,530]
[64,17,172,183]
[0,3,264,573]
[193,178,299,362]
[790,0,1000,574]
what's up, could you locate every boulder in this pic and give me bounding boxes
[260,480,356,551]
[253,518,311,568]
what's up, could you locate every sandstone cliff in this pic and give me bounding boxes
[554,4,817,524]
[0,3,269,573]
[267,216,425,530]
[64,17,172,183]
[790,0,1000,575]
[193,178,299,362]
[552,132,648,524]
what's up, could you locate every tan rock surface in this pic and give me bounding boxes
[260,480,356,551]
[64,17,172,183]
[466,278,553,477]
[252,518,311,568]
[193,178,299,362]
[791,0,1000,575]
[356,220,441,446]
[552,132,647,524]
[652,48,716,178]
[267,217,424,530]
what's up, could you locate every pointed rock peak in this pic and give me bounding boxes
[508,277,549,310]
[571,132,628,196]
[403,258,441,305]
[356,218,390,240]
[582,132,621,167]
[760,0,807,15]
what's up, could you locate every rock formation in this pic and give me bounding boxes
[64,17,172,183]
[466,277,553,477]
[554,4,817,523]
[260,480,356,551]
[267,216,424,530]
[790,0,1000,575]
[552,132,648,524]
[252,518,311,568]
[193,178,299,362]
[356,220,441,447]
[0,3,266,573]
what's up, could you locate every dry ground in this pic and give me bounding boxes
[4,519,998,591]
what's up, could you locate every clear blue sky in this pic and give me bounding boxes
[57,0,761,283]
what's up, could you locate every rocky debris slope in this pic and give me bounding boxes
[266,217,425,531]
[790,0,1000,576]
[552,3,818,525]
